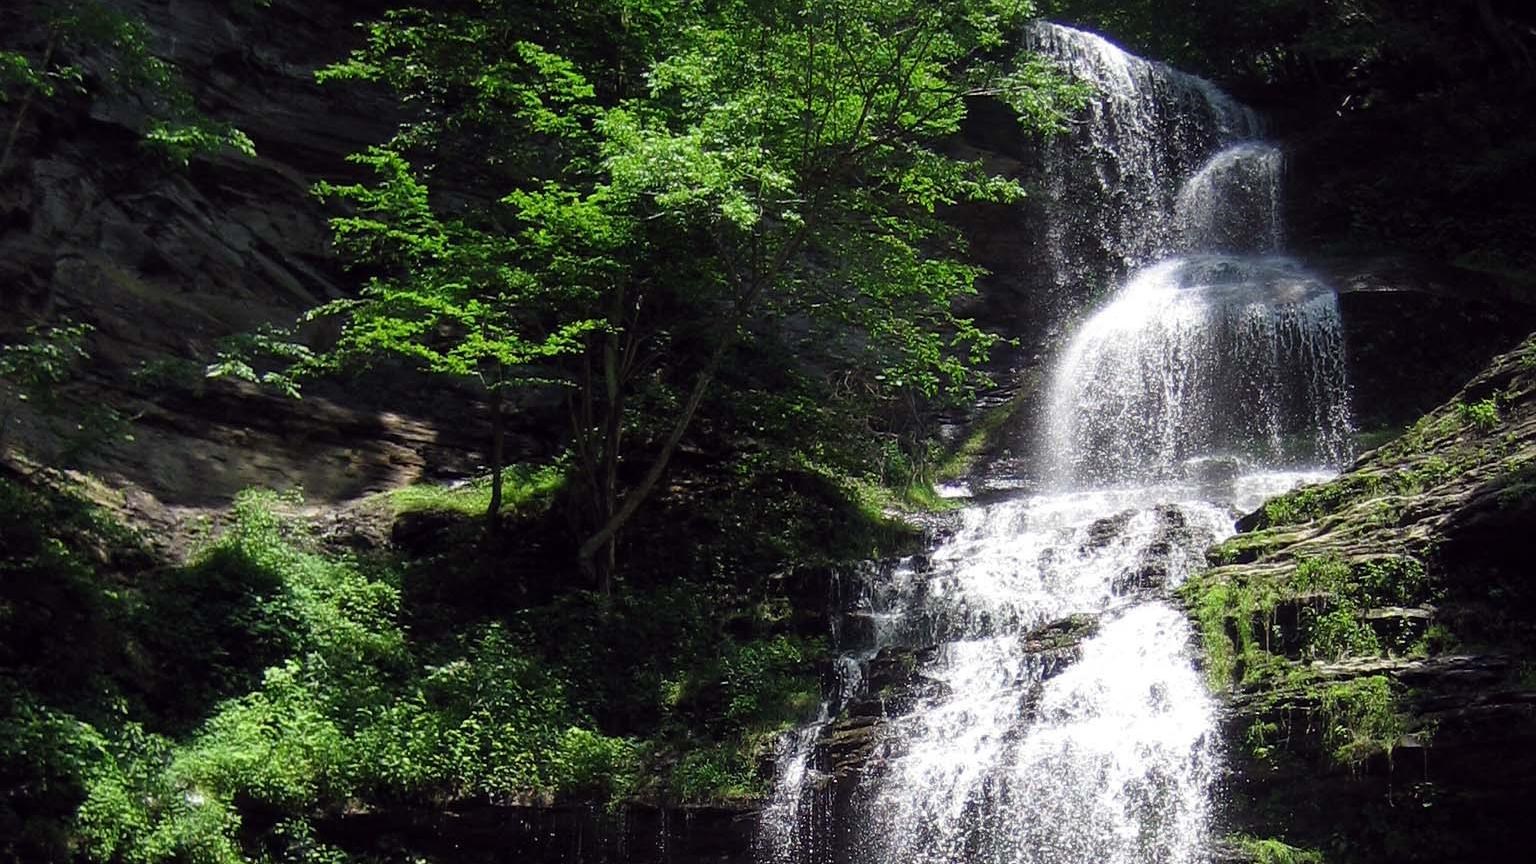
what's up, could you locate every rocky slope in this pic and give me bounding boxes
[0,0,500,514]
[1184,333,1536,862]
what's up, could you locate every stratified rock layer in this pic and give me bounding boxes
[1185,333,1536,862]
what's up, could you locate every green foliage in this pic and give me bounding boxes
[340,623,637,803]
[307,146,604,386]
[1457,397,1501,432]
[76,722,246,864]
[1319,675,1404,767]
[1,319,92,412]
[935,385,1034,482]
[1231,834,1326,864]
[2,1,254,167]
[204,325,317,399]
[1255,458,1460,530]
[385,464,566,517]
[305,0,1086,574]
[1187,553,1436,691]
[1243,719,1281,762]
[712,636,822,733]
[0,688,112,861]
[0,481,683,861]
[1,318,133,469]
[1307,604,1381,662]
[670,742,761,802]
[1187,575,1279,689]
[0,478,853,857]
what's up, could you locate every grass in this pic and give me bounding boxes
[384,463,565,517]
[1230,834,1325,864]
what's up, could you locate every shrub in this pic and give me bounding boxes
[670,742,760,802]
[1456,397,1500,431]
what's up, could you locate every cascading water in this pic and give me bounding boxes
[758,23,1354,864]
[1025,22,1262,303]
[1043,255,1353,487]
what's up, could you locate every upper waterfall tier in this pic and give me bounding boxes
[1026,23,1269,297]
[1177,143,1284,254]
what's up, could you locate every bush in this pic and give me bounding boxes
[670,743,760,802]
[1457,397,1501,431]
[4,479,833,858]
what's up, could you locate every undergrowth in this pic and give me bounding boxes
[2,478,827,862]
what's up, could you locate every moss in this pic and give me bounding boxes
[1184,573,1284,690]
[1259,477,1367,527]
[1187,552,1438,694]
[934,383,1033,482]
[1211,530,1290,564]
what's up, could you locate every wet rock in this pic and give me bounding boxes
[1182,455,1244,486]
[1081,509,1136,551]
[1021,613,1099,653]
[1117,506,1212,596]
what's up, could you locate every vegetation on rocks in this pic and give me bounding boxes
[1183,333,1536,861]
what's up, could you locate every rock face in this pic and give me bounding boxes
[1184,334,1536,862]
[1331,256,1536,433]
[0,0,501,509]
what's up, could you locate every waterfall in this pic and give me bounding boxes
[757,22,1353,864]
[1043,255,1353,487]
[1025,22,1263,304]
[1176,144,1285,254]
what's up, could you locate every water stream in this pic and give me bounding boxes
[758,23,1353,864]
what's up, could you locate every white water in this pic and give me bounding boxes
[1025,22,1264,304]
[1043,255,1353,487]
[758,23,1353,864]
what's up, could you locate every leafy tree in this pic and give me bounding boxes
[308,0,1084,587]
[304,146,605,532]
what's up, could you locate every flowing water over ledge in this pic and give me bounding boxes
[757,22,1355,864]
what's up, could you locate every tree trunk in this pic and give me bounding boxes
[574,218,815,585]
[486,384,504,537]
[577,339,730,583]
[592,281,631,592]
